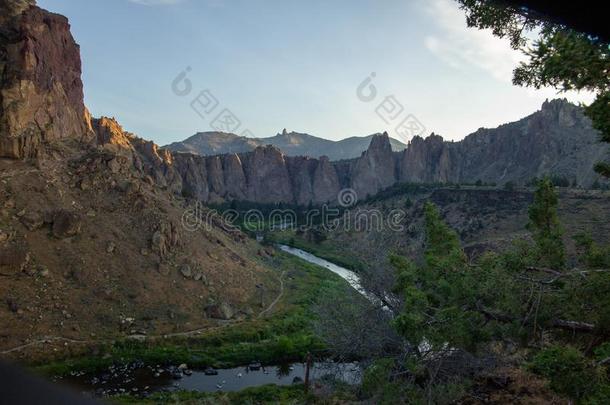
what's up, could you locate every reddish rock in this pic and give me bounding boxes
[0,2,92,158]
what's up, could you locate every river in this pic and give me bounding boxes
[59,246,363,398]
[277,245,366,295]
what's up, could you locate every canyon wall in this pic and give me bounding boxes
[1,2,606,206]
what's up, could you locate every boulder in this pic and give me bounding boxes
[20,211,44,231]
[51,210,82,238]
[0,243,29,274]
[0,229,9,244]
[179,264,192,278]
[151,230,166,257]
[157,263,170,276]
[151,221,179,259]
[204,302,234,320]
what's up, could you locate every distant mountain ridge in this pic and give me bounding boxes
[164,129,408,161]
[145,98,607,205]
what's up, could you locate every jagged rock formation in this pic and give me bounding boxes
[0,0,92,158]
[142,100,607,206]
[164,129,407,161]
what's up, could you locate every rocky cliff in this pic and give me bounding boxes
[137,99,607,206]
[0,0,92,159]
[92,102,607,207]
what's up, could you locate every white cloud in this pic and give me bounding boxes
[128,0,185,6]
[423,0,595,104]
[423,0,523,82]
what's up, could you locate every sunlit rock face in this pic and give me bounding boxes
[0,1,92,158]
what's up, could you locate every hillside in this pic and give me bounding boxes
[0,1,276,358]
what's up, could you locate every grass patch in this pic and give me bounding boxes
[111,384,312,404]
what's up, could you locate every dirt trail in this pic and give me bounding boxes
[257,271,286,318]
[1,271,287,355]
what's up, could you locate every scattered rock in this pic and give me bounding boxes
[38,266,50,277]
[0,244,30,274]
[204,302,234,320]
[0,229,8,244]
[20,211,44,231]
[108,158,121,174]
[204,368,218,376]
[179,264,192,278]
[157,263,170,276]
[150,221,180,259]
[151,231,166,258]
[51,210,82,239]
[106,241,116,253]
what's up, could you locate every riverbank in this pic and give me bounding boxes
[27,249,357,399]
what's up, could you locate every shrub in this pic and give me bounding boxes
[530,346,602,400]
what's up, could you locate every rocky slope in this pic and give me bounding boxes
[0,1,278,357]
[164,129,407,161]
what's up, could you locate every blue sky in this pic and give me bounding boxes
[39,0,593,145]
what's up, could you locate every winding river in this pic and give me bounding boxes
[277,245,365,294]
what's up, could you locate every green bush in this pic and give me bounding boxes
[361,358,396,399]
[530,346,602,400]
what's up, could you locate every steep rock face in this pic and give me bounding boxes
[398,134,453,183]
[222,153,247,200]
[452,99,606,186]
[350,133,396,198]
[312,156,341,204]
[0,1,92,158]
[286,156,317,206]
[241,146,293,203]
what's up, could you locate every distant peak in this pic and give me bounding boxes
[367,132,392,153]
[282,128,288,136]
[541,98,573,112]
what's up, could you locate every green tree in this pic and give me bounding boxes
[393,203,485,352]
[457,0,610,177]
[527,178,565,269]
